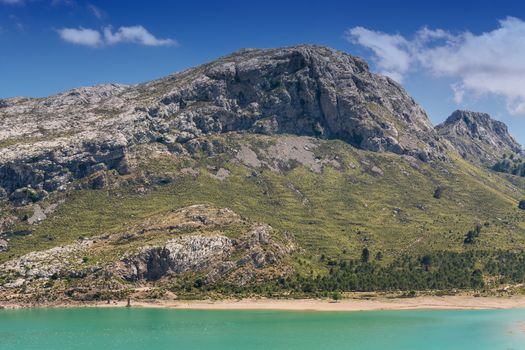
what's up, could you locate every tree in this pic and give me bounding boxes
[464,231,477,244]
[464,225,481,244]
[421,255,432,271]
[519,200,525,210]
[433,186,443,199]
[471,269,484,289]
[361,248,370,263]
[493,154,525,178]
[331,291,342,301]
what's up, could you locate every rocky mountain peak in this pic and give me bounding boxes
[148,44,445,158]
[436,110,523,163]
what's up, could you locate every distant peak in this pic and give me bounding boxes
[436,110,522,163]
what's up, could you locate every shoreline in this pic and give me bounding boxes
[3,295,525,312]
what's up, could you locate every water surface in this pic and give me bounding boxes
[1,307,524,349]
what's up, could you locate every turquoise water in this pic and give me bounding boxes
[0,308,524,349]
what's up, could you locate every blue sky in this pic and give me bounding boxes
[1,0,525,144]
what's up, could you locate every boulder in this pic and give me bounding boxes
[0,239,8,252]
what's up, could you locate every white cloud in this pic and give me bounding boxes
[57,27,102,46]
[345,27,411,82]
[88,3,104,19]
[103,25,176,46]
[346,17,525,115]
[57,25,176,47]
[414,27,455,43]
[451,83,465,104]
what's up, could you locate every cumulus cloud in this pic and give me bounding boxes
[346,17,525,115]
[57,27,102,46]
[103,25,176,46]
[57,25,177,47]
[451,83,465,104]
[347,26,411,81]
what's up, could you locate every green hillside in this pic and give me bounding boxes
[2,134,524,299]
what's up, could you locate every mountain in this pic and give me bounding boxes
[0,45,448,203]
[436,110,523,164]
[1,45,524,303]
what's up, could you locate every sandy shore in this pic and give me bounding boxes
[3,295,525,311]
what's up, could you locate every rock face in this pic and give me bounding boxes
[118,224,287,285]
[152,46,445,160]
[436,110,523,164]
[0,45,449,203]
[120,235,235,281]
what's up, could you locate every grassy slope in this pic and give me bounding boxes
[2,135,525,278]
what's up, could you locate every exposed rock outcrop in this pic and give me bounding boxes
[436,110,523,164]
[0,239,8,252]
[0,240,92,282]
[234,136,341,173]
[119,235,235,281]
